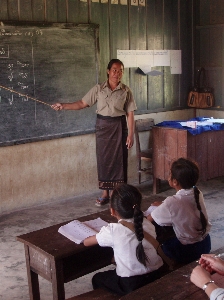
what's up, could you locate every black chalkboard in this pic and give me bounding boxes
[0,22,99,146]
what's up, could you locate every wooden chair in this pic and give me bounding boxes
[135,118,154,184]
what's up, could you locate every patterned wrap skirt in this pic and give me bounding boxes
[96,114,128,190]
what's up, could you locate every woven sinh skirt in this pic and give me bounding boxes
[96,114,128,190]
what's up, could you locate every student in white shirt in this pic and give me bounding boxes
[147,157,211,264]
[191,254,224,300]
[84,184,163,295]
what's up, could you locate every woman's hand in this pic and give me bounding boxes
[126,111,134,149]
[51,100,88,111]
[51,103,63,110]
[126,134,134,149]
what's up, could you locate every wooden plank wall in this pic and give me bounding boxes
[196,0,224,110]
[0,0,194,114]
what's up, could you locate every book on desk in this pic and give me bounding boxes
[58,217,108,244]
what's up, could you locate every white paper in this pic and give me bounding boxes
[136,50,154,67]
[180,119,224,128]
[186,121,197,128]
[58,217,108,244]
[197,121,214,126]
[139,64,151,74]
[210,119,224,124]
[170,50,182,74]
[83,218,109,232]
[117,49,182,73]
[143,205,158,217]
[117,50,137,68]
[154,50,170,67]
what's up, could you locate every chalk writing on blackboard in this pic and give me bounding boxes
[0,84,51,106]
[0,28,43,37]
[0,23,99,146]
[0,43,33,105]
[0,45,9,57]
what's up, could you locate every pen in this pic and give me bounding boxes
[196,253,224,263]
[214,253,224,258]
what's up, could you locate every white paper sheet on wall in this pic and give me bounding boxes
[138,65,152,74]
[117,50,137,68]
[117,49,182,75]
[136,50,154,67]
[153,50,170,67]
[170,50,182,74]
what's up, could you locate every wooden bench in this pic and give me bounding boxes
[66,262,185,300]
[68,246,224,300]
[67,288,120,300]
[120,246,224,300]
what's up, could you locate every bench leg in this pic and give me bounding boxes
[24,245,40,300]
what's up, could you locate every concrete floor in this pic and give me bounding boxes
[0,177,224,300]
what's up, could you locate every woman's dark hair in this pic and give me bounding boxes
[107,59,124,70]
[170,158,207,235]
[107,59,124,78]
[110,183,148,266]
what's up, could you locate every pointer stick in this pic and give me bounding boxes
[0,84,52,107]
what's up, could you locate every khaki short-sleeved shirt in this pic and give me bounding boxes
[82,81,137,117]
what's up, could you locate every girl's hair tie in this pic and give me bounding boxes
[133,204,137,209]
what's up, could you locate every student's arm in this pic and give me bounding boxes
[151,201,163,206]
[190,265,220,298]
[126,111,135,149]
[146,201,163,222]
[51,99,89,111]
[147,214,154,222]
[83,235,98,246]
[199,254,224,276]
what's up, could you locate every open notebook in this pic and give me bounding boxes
[58,217,108,244]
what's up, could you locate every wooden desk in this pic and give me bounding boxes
[17,210,115,300]
[16,195,165,300]
[152,126,224,194]
[121,246,224,300]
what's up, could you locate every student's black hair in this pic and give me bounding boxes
[110,183,149,267]
[107,59,124,78]
[170,157,208,235]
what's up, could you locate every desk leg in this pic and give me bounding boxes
[24,245,40,300]
[152,177,160,194]
[51,259,65,300]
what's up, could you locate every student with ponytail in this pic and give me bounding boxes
[146,157,211,264]
[84,184,163,295]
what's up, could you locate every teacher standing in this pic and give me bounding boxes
[51,59,137,206]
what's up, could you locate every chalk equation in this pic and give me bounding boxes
[0,28,43,37]
[0,45,9,58]
[0,29,52,109]
[1,59,31,105]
